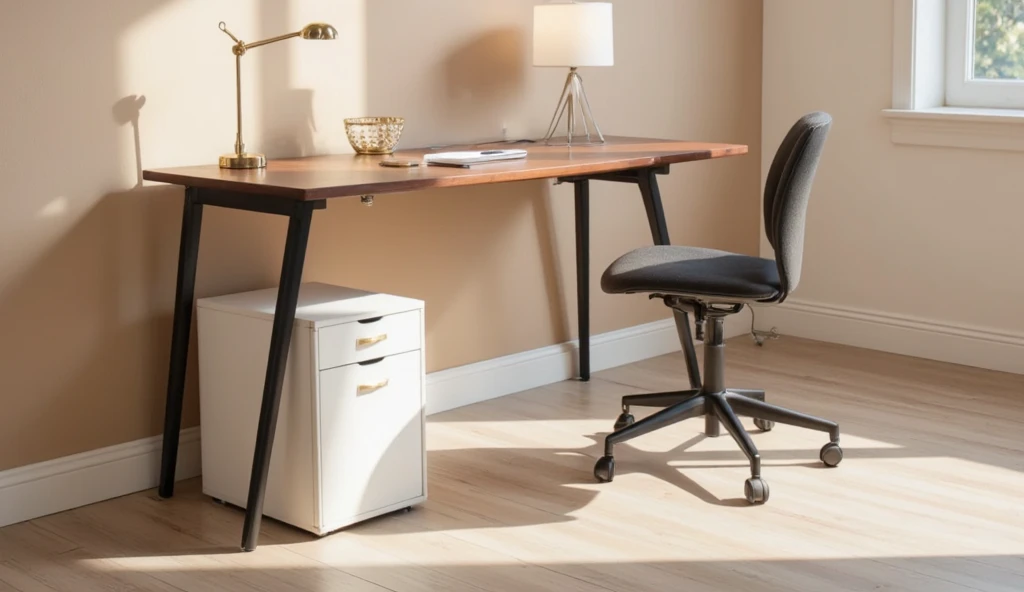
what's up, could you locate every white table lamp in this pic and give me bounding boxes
[534,1,614,146]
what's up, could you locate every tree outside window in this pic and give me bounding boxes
[975,0,1024,79]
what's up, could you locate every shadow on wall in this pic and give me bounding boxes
[303,0,571,371]
[364,0,534,145]
[258,0,317,159]
[443,28,526,113]
[0,1,174,470]
[111,95,147,188]
[0,0,312,471]
[0,185,184,470]
[262,88,317,159]
[0,0,569,471]
[301,179,571,373]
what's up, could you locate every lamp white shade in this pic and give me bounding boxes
[533,2,614,68]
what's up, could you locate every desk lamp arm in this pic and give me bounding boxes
[218,23,297,157]
[216,20,336,168]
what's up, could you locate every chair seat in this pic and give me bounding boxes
[601,246,782,301]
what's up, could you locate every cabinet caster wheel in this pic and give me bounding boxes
[594,456,615,482]
[820,442,843,467]
[753,418,775,432]
[613,413,635,431]
[212,498,227,505]
[744,478,769,504]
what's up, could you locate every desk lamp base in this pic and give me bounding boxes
[542,67,606,147]
[219,153,267,169]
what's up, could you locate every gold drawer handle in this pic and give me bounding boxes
[356,334,388,347]
[357,379,389,395]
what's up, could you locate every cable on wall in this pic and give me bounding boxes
[749,305,780,347]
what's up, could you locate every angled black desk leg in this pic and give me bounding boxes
[159,187,204,499]
[637,169,703,391]
[574,179,591,381]
[241,200,317,552]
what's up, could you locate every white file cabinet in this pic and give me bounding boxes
[196,282,426,535]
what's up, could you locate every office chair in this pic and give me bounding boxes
[593,112,839,504]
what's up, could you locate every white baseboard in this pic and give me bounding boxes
[0,427,202,529]
[426,311,751,415]
[0,313,752,528]
[755,299,1024,375]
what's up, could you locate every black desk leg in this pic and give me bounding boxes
[637,169,670,246]
[574,179,591,382]
[637,169,702,390]
[159,187,204,499]
[241,201,316,552]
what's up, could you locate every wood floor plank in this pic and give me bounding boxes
[0,562,60,592]
[28,485,387,592]
[0,336,1021,591]
[283,532,494,592]
[0,521,181,592]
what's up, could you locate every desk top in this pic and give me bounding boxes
[142,136,747,201]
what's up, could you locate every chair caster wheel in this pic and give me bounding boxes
[753,418,775,432]
[820,442,843,467]
[613,413,635,431]
[594,456,615,482]
[744,478,769,504]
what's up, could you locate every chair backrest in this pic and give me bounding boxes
[763,111,832,301]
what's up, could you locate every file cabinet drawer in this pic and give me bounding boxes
[318,309,421,370]
[318,349,424,522]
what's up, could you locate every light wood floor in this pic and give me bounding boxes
[2,337,1023,592]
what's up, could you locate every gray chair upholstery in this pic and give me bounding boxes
[602,110,832,305]
[592,112,841,505]
[602,246,781,301]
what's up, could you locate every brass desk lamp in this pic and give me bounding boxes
[218,21,338,169]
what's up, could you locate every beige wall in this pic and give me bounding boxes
[0,0,762,471]
[760,2,1024,345]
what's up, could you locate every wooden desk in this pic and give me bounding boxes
[143,136,747,551]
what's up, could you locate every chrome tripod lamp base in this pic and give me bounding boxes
[542,67,605,147]
[533,1,614,148]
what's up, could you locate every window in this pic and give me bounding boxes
[947,0,1024,108]
[886,0,1024,151]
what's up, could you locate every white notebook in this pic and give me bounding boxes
[423,149,527,167]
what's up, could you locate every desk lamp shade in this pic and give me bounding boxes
[299,23,338,40]
[533,2,614,67]
[533,2,613,145]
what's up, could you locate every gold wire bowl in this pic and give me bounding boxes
[344,117,405,154]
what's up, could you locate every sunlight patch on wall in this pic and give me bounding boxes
[38,197,69,218]
[285,0,368,156]
[120,0,260,170]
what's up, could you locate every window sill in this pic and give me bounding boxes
[883,107,1024,152]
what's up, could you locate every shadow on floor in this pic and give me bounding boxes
[431,336,1024,477]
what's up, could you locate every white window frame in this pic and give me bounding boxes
[885,0,1024,152]
[946,0,1024,108]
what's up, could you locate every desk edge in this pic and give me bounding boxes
[141,145,748,201]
